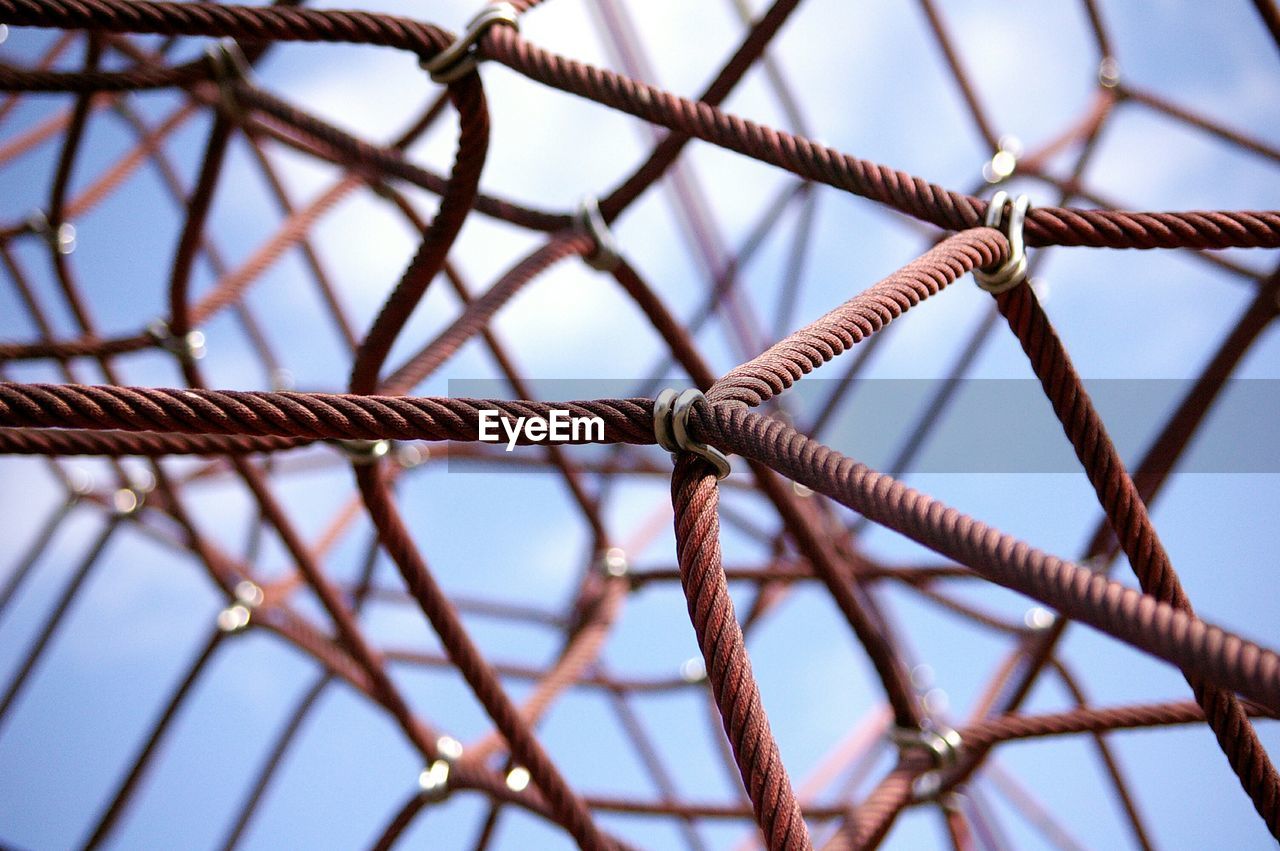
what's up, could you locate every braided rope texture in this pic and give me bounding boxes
[0,1,1277,850]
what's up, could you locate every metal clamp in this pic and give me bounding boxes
[332,438,392,465]
[600,546,629,578]
[421,3,519,84]
[974,191,1031,294]
[889,725,963,770]
[982,135,1021,184]
[418,735,463,802]
[204,38,251,118]
[654,389,731,480]
[147,319,207,361]
[679,656,707,683]
[418,759,452,802]
[891,725,963,801]
[216,580,264,634]
[1098,56,1121,88]
[27,209,76,255]
[575,196,622,272]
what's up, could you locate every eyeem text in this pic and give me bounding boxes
[477,409,605,451]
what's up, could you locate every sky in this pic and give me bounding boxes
[0,1,1278,849]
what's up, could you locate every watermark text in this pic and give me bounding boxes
[477,409,604,451]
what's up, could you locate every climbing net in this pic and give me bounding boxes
[0,1,1278,848]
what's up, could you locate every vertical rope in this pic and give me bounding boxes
[671,454,812,850]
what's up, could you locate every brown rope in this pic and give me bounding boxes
[671,453,812,849]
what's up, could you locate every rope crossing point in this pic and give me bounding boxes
[0,1,1278,849]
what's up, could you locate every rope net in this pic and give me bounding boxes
[0,1,1277,848]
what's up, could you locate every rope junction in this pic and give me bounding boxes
[0,1,1278,848]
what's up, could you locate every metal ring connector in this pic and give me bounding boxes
[1098,56,1121,88]
[974,191,1031,294]
[216,580,264,634]
[418,759,452,802]
[601,546,629,578]
[147,319,207,361]
[27,209,76,254]
[332,438,392,465]
[421,3,520,84]
[417,735,463,803]
[654,389,732,480]
[889,725,963,770]
[575,196,622,272]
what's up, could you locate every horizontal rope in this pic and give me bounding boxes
[3,379,1279,714]
[961,700,1275,750]
[0,426,309,456]
[0,382,655,445]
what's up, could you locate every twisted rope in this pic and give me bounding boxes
[993,282,1280,833]
[671,454,812,849]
